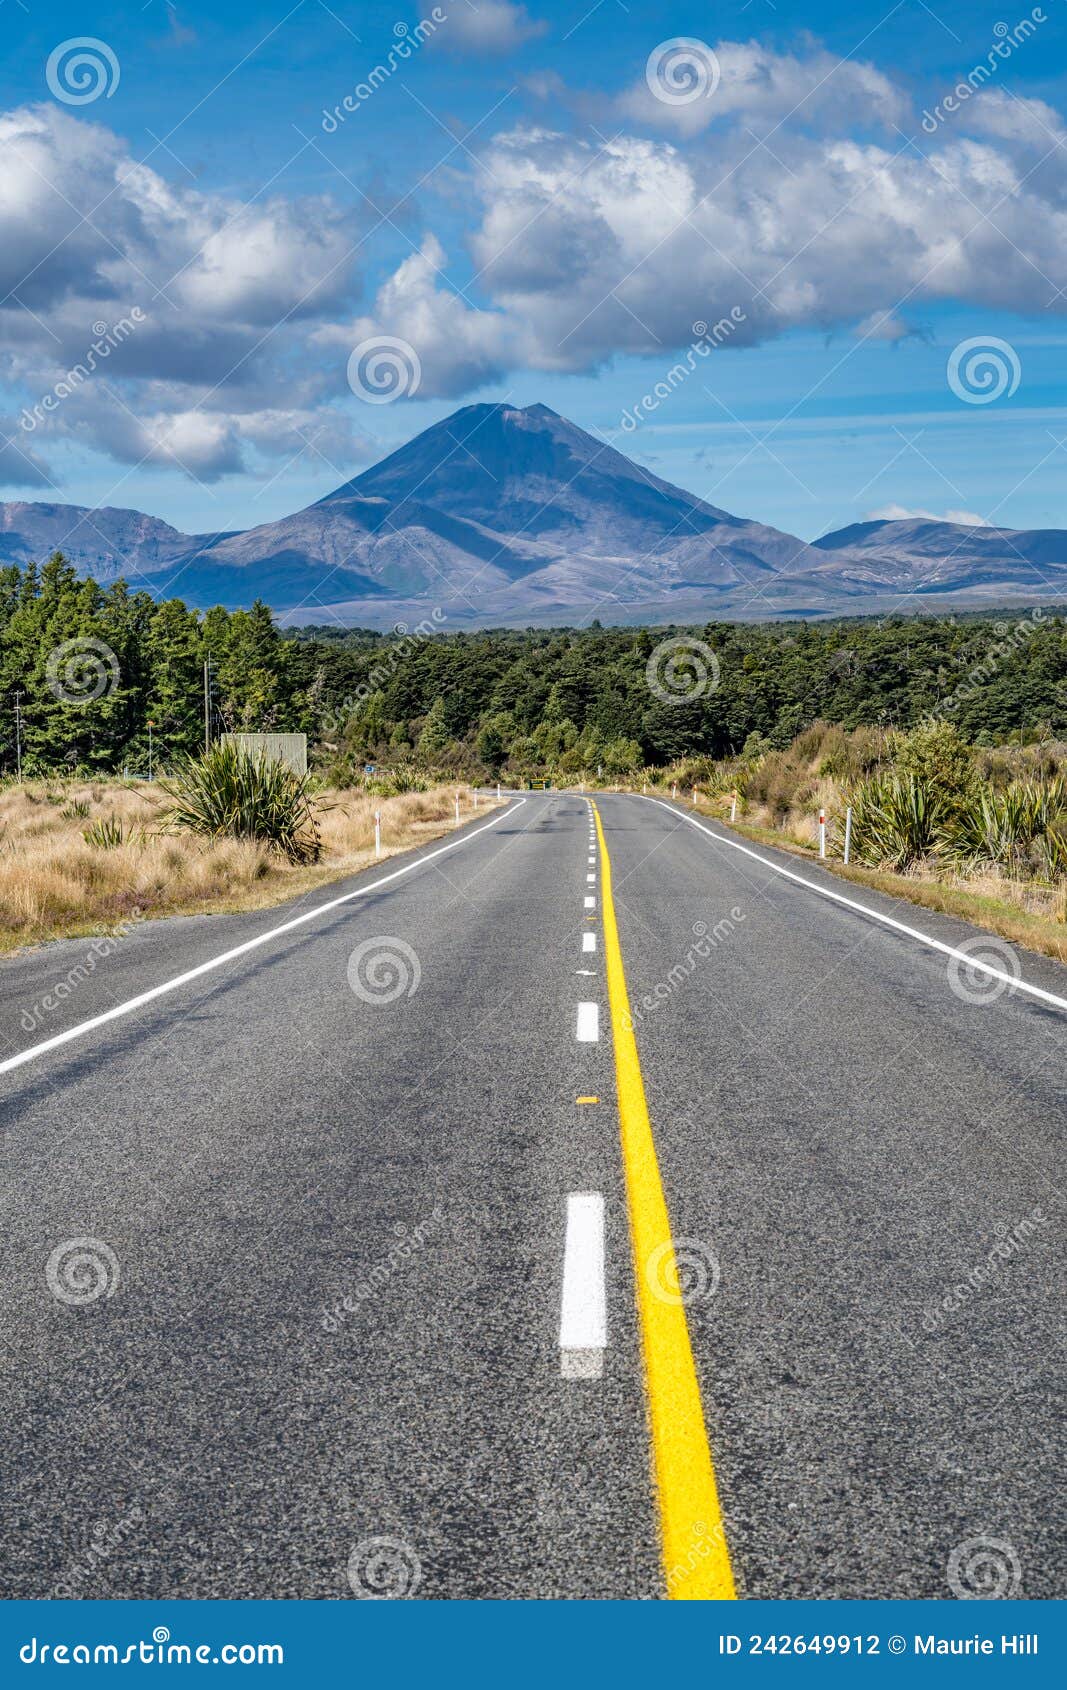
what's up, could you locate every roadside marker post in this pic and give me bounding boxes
[496,782,501,801]
[730,791,737,822]
[818,807,827,859]
[374,810,381,858]
[455,791,461,824]
[843,805,853,865]
[671,783,677,799]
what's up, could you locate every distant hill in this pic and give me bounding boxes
[2,405,1065,624]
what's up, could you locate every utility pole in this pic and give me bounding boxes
[13,690,23,780]
[203,660,214,754]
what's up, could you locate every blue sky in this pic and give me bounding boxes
[1,0,1066,543]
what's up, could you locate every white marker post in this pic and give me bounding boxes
[496,782,501,801]
[818,807,827,859]
[730,791,737,823]
[843,805,853,865]
[671,782,677,800]
[374,809,381,859]
[473,789,479,808]
[455,791,461,824]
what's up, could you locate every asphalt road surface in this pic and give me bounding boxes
[0,793,1063,1601]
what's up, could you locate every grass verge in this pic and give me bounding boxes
[0,780,496,955]
[682,796,1067,968]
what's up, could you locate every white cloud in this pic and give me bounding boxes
[865,504,990,527]
[316,235,520,398]
[0,103,366,483]
[853,311,928,344]
[619,38,909,137]
[6,31,1067,484]
[957,89,1065,147]
[426,1,547,56]
[446,118,1067,376]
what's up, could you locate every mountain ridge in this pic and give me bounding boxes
[2,404,1065,625]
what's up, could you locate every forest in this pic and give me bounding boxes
[2,554,1066,779]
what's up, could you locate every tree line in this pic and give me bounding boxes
[3,554,1066,777]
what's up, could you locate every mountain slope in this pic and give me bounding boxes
[161,402,829,618]
[812,517,1067,598]
[1,406,1065,624]
[0,501,199,586]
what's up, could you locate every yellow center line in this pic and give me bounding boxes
[591,800,736,1601]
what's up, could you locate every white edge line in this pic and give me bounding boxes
[0,798,528,1077]
[641,796,1067,1015]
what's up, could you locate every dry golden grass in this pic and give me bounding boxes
[0,780,492,953]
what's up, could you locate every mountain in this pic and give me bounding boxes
[152,403,836,623]
[2,405,1066,624]
[810,518,1067,602]
[0,501,211,585]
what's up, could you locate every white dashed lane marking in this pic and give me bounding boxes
[582,932,596,953]
[559,1191,606,1380]
[576,1002,599,1042]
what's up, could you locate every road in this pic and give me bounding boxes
[0,792,1063,1601]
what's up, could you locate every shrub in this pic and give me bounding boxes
[160,742,321,863]
[891,721,975,799]
[362,763,432,797]
[847,773,948,870]
[83,817,124,849]
[942,778,1067,874]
